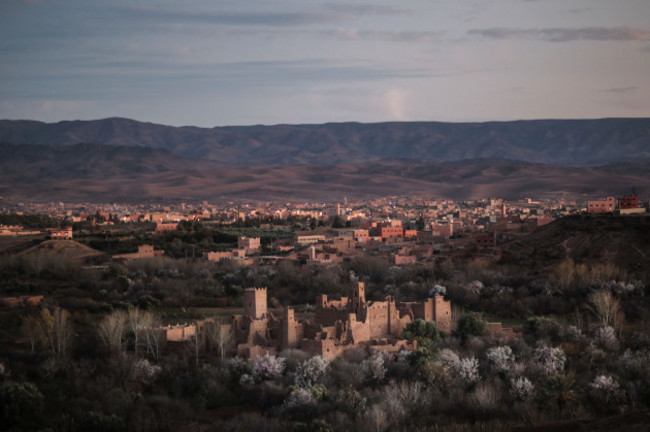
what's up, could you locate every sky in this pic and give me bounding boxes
[1,0,649,127]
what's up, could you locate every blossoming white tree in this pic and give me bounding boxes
[251,353,285,382]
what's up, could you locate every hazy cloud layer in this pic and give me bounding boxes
[601,86,639,94]
[470,27,650,42]
[1,0,649,126]
[120,6,339,27]
[315,29,444,42]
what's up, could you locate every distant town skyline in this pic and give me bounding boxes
[1,0,649,127]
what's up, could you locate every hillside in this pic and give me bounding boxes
[17,239,104,261]
[1,117,649,166]
[2,143,650,202]
[498,214,650,279]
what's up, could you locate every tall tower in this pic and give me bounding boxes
[243,287,267,319]
[282,307,297,350]
[350,282,365,316]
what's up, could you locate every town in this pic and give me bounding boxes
[1,193,648,432]
[1,193,646,265]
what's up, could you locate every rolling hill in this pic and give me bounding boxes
[1,142,649,202]
[498,214,650,278]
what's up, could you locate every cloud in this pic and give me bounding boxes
[469,27,650,42]
[601,86,639,94]
[317,29,444,42]
[120,6,339,27]
[324,4,406,16]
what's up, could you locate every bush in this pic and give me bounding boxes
[251,354,285,382]
[533,345,566,377]
[456,312,486,341]
[294,355,329,387]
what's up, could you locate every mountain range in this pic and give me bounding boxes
[1,117,649,202]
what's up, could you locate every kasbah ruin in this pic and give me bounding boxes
[153,283,519,360]
[192,282,453,360]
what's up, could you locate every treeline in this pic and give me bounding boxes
[0,213,60,228]
[72,221,294,258]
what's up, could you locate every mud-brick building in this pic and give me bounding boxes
[231,283,452,360]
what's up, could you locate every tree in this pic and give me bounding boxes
[251,354,285,381]
[331,215,345,229]
[403,319,442,352]
[416,215,426,231]
[143,323,163,361]
[39,307,73,362]
[127,307,156,356]
[543,375,577,418]
[295,355,329,387]
[360,351,386,382]
[188,324,203,367]
[403,319,441,342]
[98,309,127,353]
[533,345,566,377]
[205,321,235,359]
[20,314,41,353]
[587,290,624,333]
[510,376,535,401]
[456,312,485,341]
[486,345,515,375]
[0,382,44,429]
[456,356,480,388]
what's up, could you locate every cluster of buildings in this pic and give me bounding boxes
[228,283,450,359]
[168,283,451,360]
[150,284,517,360]
[0,225,72,240]
[0,196,583,229]
[2,194,648,267]
[205,237,261,265]
[587,193,646,215]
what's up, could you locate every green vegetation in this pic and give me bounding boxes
[0,213,60,228]
[0,221,649,431]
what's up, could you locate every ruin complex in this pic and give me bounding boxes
[223,283,451,360]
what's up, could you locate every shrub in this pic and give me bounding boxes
[457,357,480,388]
[591,325,619,352]
[361,351,386,382]
[251,354,285,382]
[588,375,625,404]
[294,355,329,387]
[509,376,535,401]
[456,312,485,341]
[533,345,566,377]
[486,346,515,375]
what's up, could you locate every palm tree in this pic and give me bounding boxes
[543,375,578,418]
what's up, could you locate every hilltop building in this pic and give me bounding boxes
[618,193,640,210]
[48,227,73,240]
[587,197,615,213]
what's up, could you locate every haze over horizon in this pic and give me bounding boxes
[1,0,650,128]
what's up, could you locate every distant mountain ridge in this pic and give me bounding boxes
[1,142,649,202]
[1,117,649,166]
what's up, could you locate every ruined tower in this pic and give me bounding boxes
[433,295,452,333]
[281,307,297,350]
[243,287,267,319]
[350,282,365,317]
